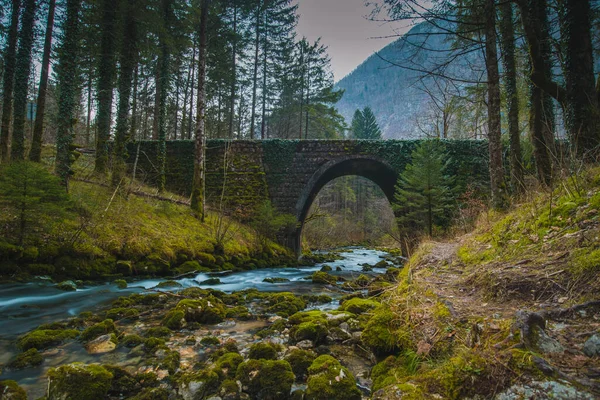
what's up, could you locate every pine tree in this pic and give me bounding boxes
[393,141,456,238]
[0,0,21,162]
[55,0,83,188]
[350,109,364,139]
[351,107,381,139]
[30,0,57,162]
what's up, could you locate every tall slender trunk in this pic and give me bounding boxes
[130,64,139,140]
[55,0,83,189]
[250,0,261,139]
[499,2,524,193]
[228,1,237,139]
[30,0,57,162]
[182,44,195,141]
[0,0,21,163]
[173,63,181,139]
[191,0,210,221]
[157,0,173,192]
[304,65,310,140]
[95,0,118,174]
[112,0,139,187]
[188,41,197,140]
[11,0,37,161]
[484,0,507,209]
[85,71,92,146]
[260,11,268,140]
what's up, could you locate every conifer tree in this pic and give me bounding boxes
[0,0,21,162]
[350,109,364,139]
[10,0,37,161]
[351,107,381,139]
[393,141,455,239]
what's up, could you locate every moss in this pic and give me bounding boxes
[285,349,317,381]
[292,321,328,344]
[154,280,183,289]
[103,365,139,396]
[200,277,222,285]
[257,318,287,338]
[145,326,172,338]
[56,280,77,291]
[179,287,210,298]
[0,380,27,400]
[176,296,226,324]
[236,359,295,400]
[144,337,166,353]
[47,363,113,400]
[162,309,185,330]
[265,292,307,317]
[570,247,600,275]
[130,387,169,400]
[121,334,144,348]
[8,348,43,369]
[305,355,361,400]
[80,319,117,342]
[159,349,180,374]
[339,298,380,314]
[263,277,290,283]
[176,370,220,399]
[105,307,139,320]
[361,306,411,356]
[225,305,251,319]
[248,342,280,360]
[200,336,221,346]
[320,265,333,272]
[17,328,79,350]
[214,352,244,378]
[114,279,127,289]
[303,294,333,304]
[175,260,211,275]
[310,271,339,285]
[288,310,328,326]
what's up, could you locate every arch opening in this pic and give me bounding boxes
[292,157,399,253]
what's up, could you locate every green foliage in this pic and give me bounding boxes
[251,200,298,249]
[393,140,457,237]
[351,107,382,139]
[0,161,71,245]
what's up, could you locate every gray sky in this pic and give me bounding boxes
[295,0,412,82]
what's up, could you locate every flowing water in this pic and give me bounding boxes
[0,248,394,397]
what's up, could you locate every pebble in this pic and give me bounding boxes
[582,334,600,357]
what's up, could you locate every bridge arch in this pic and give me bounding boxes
[291,156,399,253]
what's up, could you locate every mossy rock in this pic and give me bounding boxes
[8,348,43,369]
[320,265,333,272]
[263,277,290,284]
[265,292,307,317]
[131,387,169,400]
[362,306,410,356]
[285,349,317,381]
[248,342,281,360]
[114,279,128,289]
[162,309,185,330]
[200,336,221,346]
[175,260,211,275]
[27,263,55,275]
[214,352,244,379]
[292,321,328,345]
[47,363,113,400]
[116,260,133,276]
[121,334,144,348]
[225,305,251,319]
[81,319,117,342]
[158,349,180,374]
[56,280,77,291]
[200,278,222,285]
[18,328,79,350]
[154,280,183,289]
[144,337,166,353]
[176,296,226,324]
[145,326,172,338]
[310,271,339,285]
[218,378,241,398]
[0,380,27,399]
[105,307,139,320]
[305,355,361,400]
[339,298,380,315]
[176,370,220,400]
[103,365,140,397]
[288,310,328,326]
[236,359,295,400]
[302,294,333,304]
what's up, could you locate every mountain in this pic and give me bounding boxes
[335,21,483,139]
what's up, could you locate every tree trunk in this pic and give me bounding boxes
[191,0,210,221]
[228,0,238,139]
[484,0,507,209]
[112,0,139,187]
[250,0,261,139]
[157,0,173,192]
[498,2,524,193]
[188,41,197,140]
[95,0,118,174]
[55,0,83,189]
[30,0,56,162]
[130,63,139,140]
[0,0,21,163]
[260,11,268,140]
[561,0,600,157]
[10,0,37,161]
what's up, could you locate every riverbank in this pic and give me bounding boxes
[0,248,404,399]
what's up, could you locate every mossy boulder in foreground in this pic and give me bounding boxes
[176,296,226,324]
[47,363,113,400]
[305,355,361,400]
[236,359,295,399]
[0,380,27,400]
[17,328,79,350]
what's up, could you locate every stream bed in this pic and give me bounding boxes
[0,247,398,398]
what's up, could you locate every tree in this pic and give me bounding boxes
[94,0,119,174]
[0,162,70,246]
[112,0,140,187]
[351,107,381,139]
[393,141,456,242]
[30,0,57,162]
[10,0,37,161]
[191,0,210,221]
[55,0,83,188]
[0,0,21,162]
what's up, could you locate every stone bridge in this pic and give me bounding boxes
[126,139,489,252]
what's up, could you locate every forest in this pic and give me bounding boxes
[0,0,599,399]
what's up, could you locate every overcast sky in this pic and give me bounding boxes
[295,0,412,82]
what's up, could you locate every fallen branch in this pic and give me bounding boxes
[74,178,191,206]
